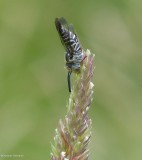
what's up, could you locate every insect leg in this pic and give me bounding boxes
[67,71,72,92]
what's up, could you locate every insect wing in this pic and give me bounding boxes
[68,24,82,53]
[68,24,76,53]
[55,17,70,51]
[68,24,75,35]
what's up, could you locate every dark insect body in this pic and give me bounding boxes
[55,17,84,92]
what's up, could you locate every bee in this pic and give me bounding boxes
[55,17,85,92]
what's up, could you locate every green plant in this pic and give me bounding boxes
[51,49,95,160]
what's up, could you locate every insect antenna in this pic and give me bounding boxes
[67,71,72,92]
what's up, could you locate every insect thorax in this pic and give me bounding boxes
[65,51,84,72]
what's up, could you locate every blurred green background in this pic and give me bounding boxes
[0,0,142,160]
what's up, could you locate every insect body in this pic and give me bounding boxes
[55,17,84,92]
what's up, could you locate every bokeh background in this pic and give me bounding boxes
[0,0,142,160]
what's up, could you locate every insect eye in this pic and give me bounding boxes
[69,55,73,60]
[65,53,73,61]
